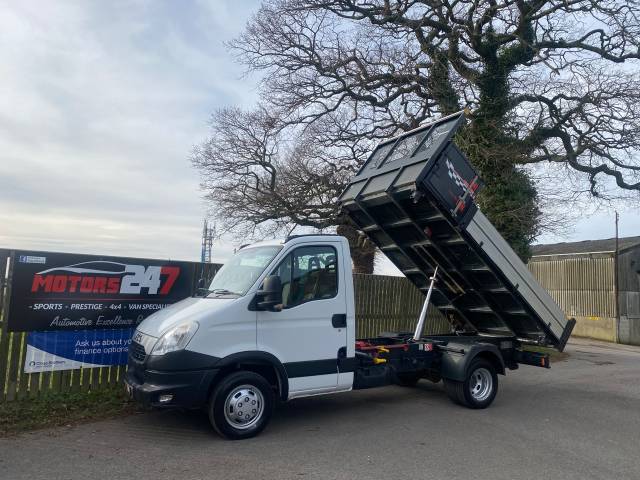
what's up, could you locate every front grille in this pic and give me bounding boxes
[130,341,146,362]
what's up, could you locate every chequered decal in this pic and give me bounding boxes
[446,158,468,190]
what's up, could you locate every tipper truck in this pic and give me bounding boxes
[125,111,576,439]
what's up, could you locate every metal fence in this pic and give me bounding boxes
[528,255,616,318]
[528,254,617,342]
[0,253,446,402]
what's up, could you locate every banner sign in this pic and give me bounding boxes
[24,329,133,373]
[7,250,197,332]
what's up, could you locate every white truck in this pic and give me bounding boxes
[125,112,575,439]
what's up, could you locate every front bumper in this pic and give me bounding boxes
[125,339,222,408]
[124,367,219,408]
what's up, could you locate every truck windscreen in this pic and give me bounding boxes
[208,245,282,296]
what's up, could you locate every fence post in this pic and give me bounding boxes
[0,249,7,324]
[0,251,14,402]
[3,252,22,401]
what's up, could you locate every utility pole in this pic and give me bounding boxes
[614,211,620,343]
[201,219,215,263]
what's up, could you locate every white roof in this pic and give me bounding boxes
[241,235,346,250]
[241,238,285,249]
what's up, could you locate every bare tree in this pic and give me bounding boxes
[222,0,640,259]
[192,106,377,272]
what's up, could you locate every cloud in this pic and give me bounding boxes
[0,0,261,263]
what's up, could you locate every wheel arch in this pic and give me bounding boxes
[209,351,289,402]
[440,343,505,382]
[473,350,506,376]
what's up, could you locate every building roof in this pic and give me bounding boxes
[531,236,640,256]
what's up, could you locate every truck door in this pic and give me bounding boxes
[257,243,348,397]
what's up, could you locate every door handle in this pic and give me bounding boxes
[332,313,347,328]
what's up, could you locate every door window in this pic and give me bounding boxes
[269,246,338,308]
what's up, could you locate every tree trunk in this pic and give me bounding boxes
[336,222,376,274]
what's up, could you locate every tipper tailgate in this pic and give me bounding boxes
[338,111,575,351]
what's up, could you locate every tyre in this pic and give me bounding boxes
[443,358,498,409]
[395,372,421,387]
[208,371,274,440]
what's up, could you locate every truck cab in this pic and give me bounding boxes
[126,235,359,438]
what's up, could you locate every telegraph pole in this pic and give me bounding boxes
[614,211,620,343]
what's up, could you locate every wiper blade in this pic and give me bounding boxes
[208,288,239,296]
[194,287,213,297]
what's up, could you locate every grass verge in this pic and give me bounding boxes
[0,388,138,437]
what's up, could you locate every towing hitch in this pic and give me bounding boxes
[515,350,551,369]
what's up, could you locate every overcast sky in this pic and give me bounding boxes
[0,1,637,273]
[0,0,260,264]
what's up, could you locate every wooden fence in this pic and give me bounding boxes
[353,274,449,337]
[0,250,447,402]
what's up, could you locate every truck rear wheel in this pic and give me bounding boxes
[444,358,498,409]
[208,371,274,440]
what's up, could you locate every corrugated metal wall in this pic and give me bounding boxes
[618,248,640,345]
[528,254,616,341]
[528,255,616,318]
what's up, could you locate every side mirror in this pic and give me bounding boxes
[256,275,283,311]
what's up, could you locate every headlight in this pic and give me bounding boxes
[150,321,199,356]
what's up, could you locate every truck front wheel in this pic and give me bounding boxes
[444,358,498,409]
[208,371,275,440]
